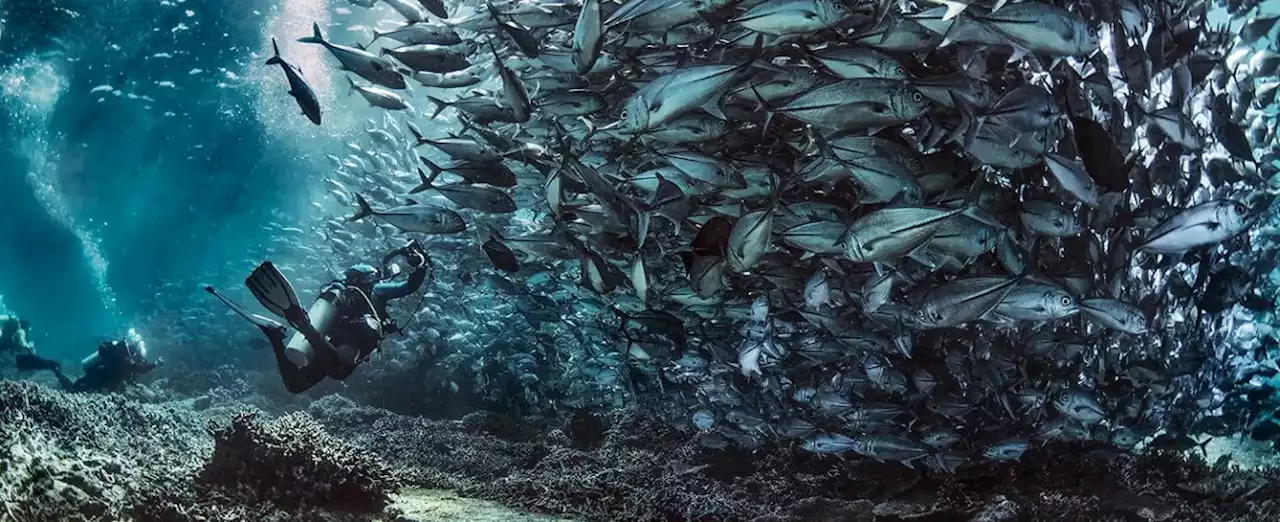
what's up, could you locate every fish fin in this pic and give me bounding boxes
[348,194,375,222]
[700,96,728,121]
[1006,43,1032,63]
[418,156,445,179]
[426,96,451,120]
[930,0,970,20]
[747,85,776,141]
[265,37,283,66]
[298,22,325,44]
[1195,436,1212,457]
[411,168,436,194]
[409,124,427,147]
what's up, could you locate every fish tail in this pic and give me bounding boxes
[348,194,374,222]
[265,37,283,66]
[409,124,427,147]
[746,84,776,141]
[411,167,440,194]
[298,22,326,44]
[1195,436,1212,457]
[426,96,451,120]
[418,156,444,176]
[369,29,384,44]
[346,75,358,95]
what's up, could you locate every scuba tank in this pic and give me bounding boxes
[82,328,146,369]
[284,290,342,368]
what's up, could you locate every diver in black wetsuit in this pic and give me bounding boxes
[18,335,161,393]
[62,338,160,393]
[207,240,432,393]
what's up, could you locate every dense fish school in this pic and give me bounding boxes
[231,0,1280,473]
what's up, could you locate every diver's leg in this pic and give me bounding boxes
[70,372,105,393]
[52,370,74,390]
[14,353,60,372]
[264,325,326,394]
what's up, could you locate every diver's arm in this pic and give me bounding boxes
[14,330,32,354]
[372,264,428,302]
[133,359,159,375]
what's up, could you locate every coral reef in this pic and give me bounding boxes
[306,399,1280,522]
[199,411,399,513]
[0,382,396,521]
[1,379,1278,522]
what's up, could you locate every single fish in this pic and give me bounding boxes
[345,76,411,111]
[264,37,321,125]
[298,22,406,89]
[347,194,466,234]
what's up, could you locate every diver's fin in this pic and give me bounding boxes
[204,284,286,334]
[244,262,307,326]
[14,353,60,372]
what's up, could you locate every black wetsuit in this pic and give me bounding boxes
[3,318,63,374]
[271,265,428,393]
[57,340,158,393]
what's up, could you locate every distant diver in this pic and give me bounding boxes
[2,316,63,374]
[17,334,161,393]
[1,314,35,354]
[206,239,431,393]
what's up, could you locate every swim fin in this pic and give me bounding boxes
[245,261,308,327]
[15,354,59,372]
[204,284,287,336]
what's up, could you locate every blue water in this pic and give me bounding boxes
[0,1,311,359]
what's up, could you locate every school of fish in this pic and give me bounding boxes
[248,0,1280,471]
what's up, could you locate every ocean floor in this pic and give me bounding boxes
[383,489,577,522]
[1,375,1278,522]
[1203,435,1280,470]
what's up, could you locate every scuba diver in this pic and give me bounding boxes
[3,315,64,375]
[15,330,161,393]
[206,239,432,393]
[60,336,160,392]
[1,315,34,354]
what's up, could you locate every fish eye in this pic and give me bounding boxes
[1234,203,1247,215]
[1060,296,1072,306]
[911,92,923,102]
[895,66,905,76]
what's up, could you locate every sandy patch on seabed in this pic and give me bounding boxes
[381,488,578,522]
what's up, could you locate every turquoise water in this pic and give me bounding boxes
[0,2,309,357]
